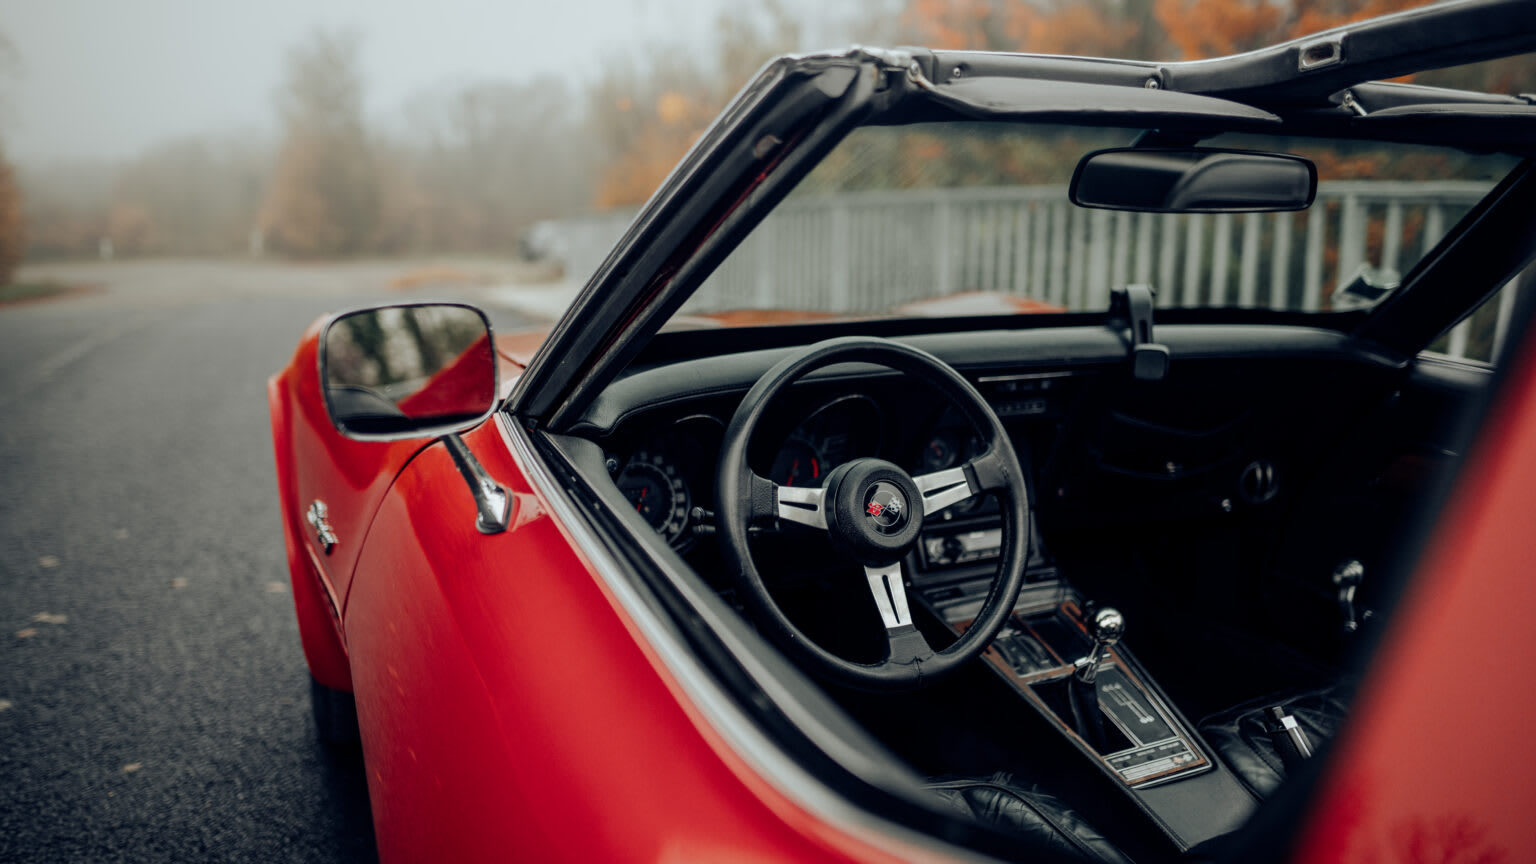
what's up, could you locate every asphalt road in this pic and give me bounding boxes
[0,260,548,862]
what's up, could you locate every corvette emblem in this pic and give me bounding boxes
[863,483,908,534]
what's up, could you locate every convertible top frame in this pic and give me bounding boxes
[509,0,1536,432]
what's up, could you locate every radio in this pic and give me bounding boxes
[919,525,1002,569]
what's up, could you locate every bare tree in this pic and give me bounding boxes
[0,142,22,283]
[0,31,23,281]
[388,77,592,252]
[262,30,379,257]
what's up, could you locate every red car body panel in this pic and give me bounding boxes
[271,305,1536,862]
[268,320,540,661]
[1291,335,1536,864]
[344,418,909,864]
[271,320,912,862]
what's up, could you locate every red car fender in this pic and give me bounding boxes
[1292,332,1536,862]
[268,319,433,680]
[268,315,433,611]
[269,370,351,691]
[343,419,923,864]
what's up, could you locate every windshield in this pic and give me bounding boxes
[670,122,1517,328]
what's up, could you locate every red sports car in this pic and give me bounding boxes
[269,3,1536,861]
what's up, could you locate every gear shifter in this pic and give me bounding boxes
[1070,607,1124,751]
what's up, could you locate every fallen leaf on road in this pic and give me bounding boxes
[265,581,287,594]
[16,628,37,639]
[122,763,142,774]
[170,577,188,589]
[38,555,59,569]
[0,699,12,712]
[32,612,67,625]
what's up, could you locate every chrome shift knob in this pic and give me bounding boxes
[1074,607,1124,684]
[1089,607,1125,644]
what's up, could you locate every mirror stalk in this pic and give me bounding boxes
[443,433,511,534]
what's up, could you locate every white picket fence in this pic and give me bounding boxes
[552,180,1523,361]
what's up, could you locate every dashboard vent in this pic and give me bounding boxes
[1238,460,1280,504]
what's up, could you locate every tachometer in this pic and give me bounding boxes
[770,437,824,488]
[616,450,691,546]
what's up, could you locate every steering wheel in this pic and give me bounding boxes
[716,337,1031,690]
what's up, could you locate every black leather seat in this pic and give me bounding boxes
[1197,684,1350,800]
[928,773,1134,864]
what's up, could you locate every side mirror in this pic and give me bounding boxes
[320,303,498,440]
[1070,147,1316,213]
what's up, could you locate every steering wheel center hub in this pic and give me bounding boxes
[864,482,909,533]
[824,459,923,564]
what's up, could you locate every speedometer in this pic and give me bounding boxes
[616,450,691,547]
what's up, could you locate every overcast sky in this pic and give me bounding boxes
[1,0,865,163]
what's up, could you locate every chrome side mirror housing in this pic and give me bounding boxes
[319,303,498,441]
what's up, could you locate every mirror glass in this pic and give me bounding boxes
[322,303,497,439]
[1070,147,1316,213]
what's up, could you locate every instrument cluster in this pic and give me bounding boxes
[611,394,907,551]
[610,386,1014,551]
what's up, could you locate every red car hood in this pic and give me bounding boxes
[494,329,552,400]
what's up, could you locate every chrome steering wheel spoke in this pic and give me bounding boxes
[865,560,935,663]
[776,482,828,530]
[913,466,973,513]
[913,448,1008,514]
[864,561,914,629]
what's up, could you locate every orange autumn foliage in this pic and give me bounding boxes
[1153,0,1439,60]
[1153,0,1282,59]
[1009,2,1142,56]
[902,0,1443,61]
[904,0,1006,50]
[593,89,716,209]
[904,0,1143,55]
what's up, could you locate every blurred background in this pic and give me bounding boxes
[2,0,1529,283]
[0,2,1529,861]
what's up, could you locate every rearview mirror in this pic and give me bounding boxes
[320,303,497,440]
[1070,148,1316,213]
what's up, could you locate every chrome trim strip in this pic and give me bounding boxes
[498,413,995,863]
[314,301,499,444]
[975,371,1074,383]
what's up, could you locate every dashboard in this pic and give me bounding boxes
[599,368,1086,583]
[584,324,1410,602]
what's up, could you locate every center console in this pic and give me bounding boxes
[908,518,1259,851]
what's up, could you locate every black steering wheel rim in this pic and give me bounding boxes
[716,336,1031,690]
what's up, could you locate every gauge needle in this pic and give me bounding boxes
[787,459,799,486]
[636,486,647,513]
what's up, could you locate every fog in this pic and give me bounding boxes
[0,0,1523,271]
[1,0,829,161]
